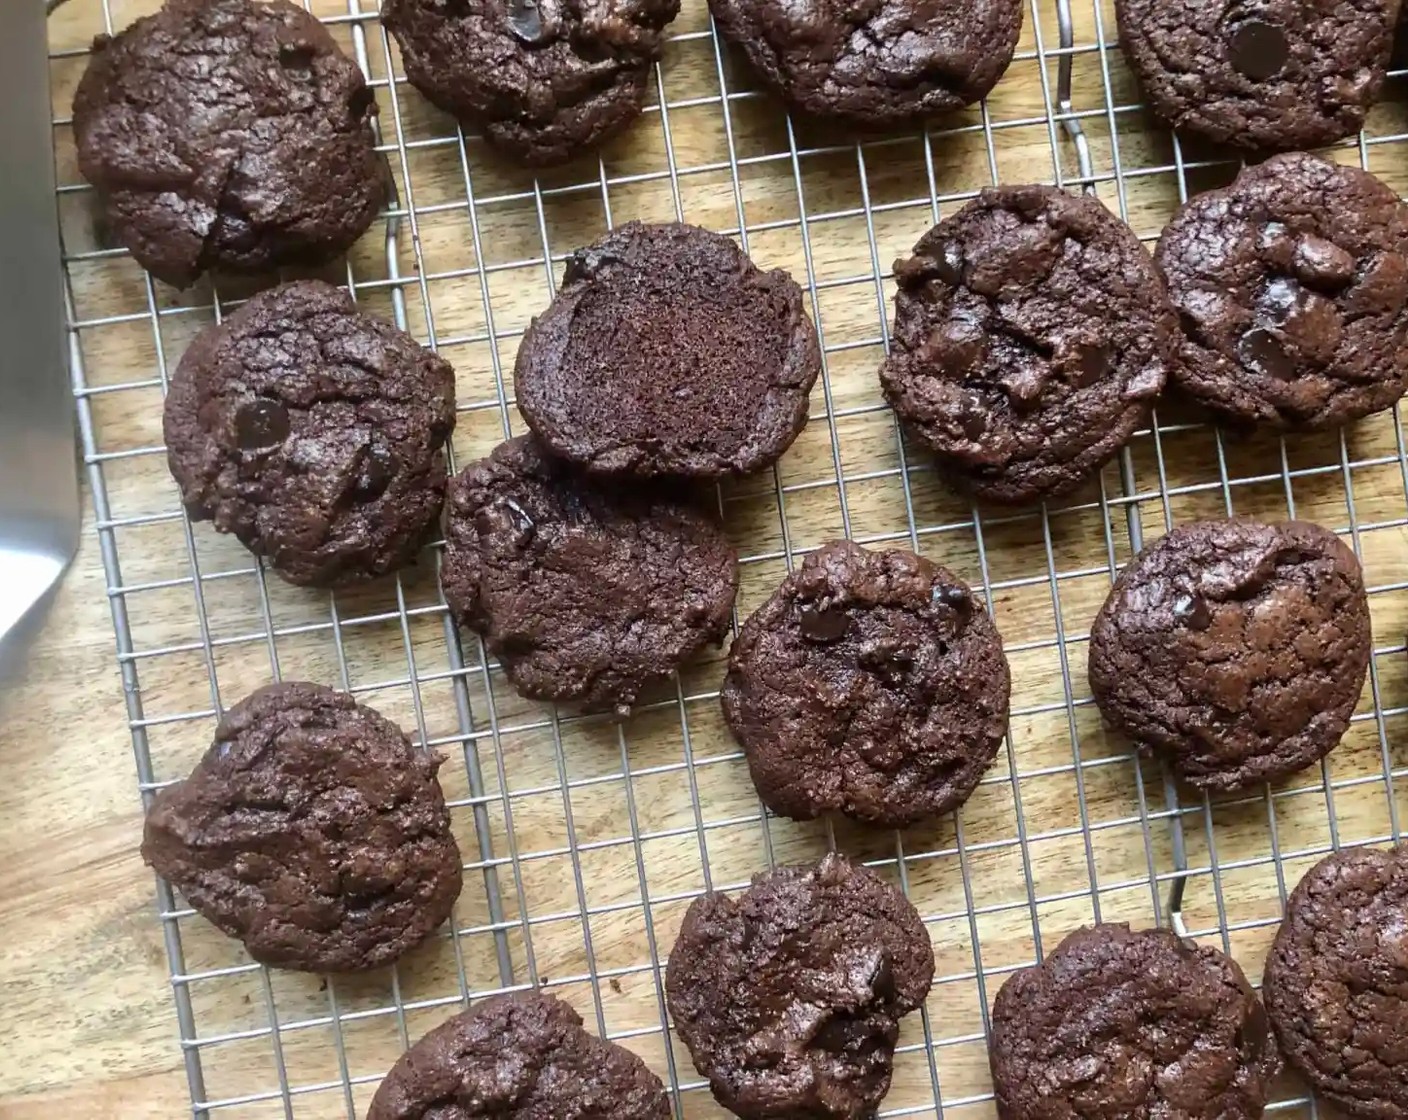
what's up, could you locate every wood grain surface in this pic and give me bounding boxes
[7,0,1408,1116]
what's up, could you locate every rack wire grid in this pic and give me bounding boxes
[45,0,1408,1114]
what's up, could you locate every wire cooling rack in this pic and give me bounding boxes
[47,0,1408,1114]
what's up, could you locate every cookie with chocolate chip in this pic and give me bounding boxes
[440,435,738,715]
[1264,844,1408,1119]
[381,0,679,166]
[515,221,821,478]
[1088,518,1371,791]
[879,185,1173,504]
[368,991,670,1119]
[721,539,1010,828]
[665,852,935,1120]
[1116,0,1395,150]
[72,0,389,288]
[990,924,1279,1119]
[163,280,456,587]
[142,681,463,973]
[708,0,1023,126]
[1156,153,1408,431]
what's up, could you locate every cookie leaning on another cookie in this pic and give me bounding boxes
[72,0,389,288]
[440,436,738,715]
[141,682,463,973]
[163,280,456,589]
[1157,152,1408,431]
[514,221,821,479]
[722,539,1010,828]
[368,991,670,1119]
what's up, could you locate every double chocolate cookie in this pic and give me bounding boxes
[665,852,934,1119]
[142,682,463,973]
[73,0,388,288]
[1264,844,1408,1118]
[1117,0,1396,150]
[721,539,1009,828]
[709,0,1023,126]
[880,185,1172,504]
[990,924,1280,1118]
[382,0,679,166]
[440,436,738,714]
[515,222,821,478]
[1088,518,1371,791]
[368,992,670,1119]
[1157,152,1408,431]
[163,280,456,588]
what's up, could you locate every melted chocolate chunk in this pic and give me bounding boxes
[235,398,290,450]
[1229,20,1290,80]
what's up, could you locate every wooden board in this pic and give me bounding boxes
[7,0,1408,1115]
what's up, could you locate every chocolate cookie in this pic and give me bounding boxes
[1264,844,1408,1118]
[1156,153,1408,431]
[665,851,934,1119]
[368,991,670,1119]
[708,0,1023,126]
[721,539,1009,828]
[440,435,738,714]
[879,185,1172,504]
[1088,518,1371,791]
[72,0,388,288]
[163,280,456,588]
[515,222,821,478]
[1116,0,1395,151]
[381,0,678,166]
[141,682,462,973]
[990,924,1280,1118]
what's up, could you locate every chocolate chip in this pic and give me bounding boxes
[1173,593,1212,631]
[348,85,376,119]
[931,239,965,285]
[1228,20,1289,81]
[278,41,315,71]
[932,583,972,612]
[503,497,535,535]
[961,411,987,439]
[1076,343,1113,385]
[799,605,848,642]
[1238,327,1296,380]
[354,444,397,500]
[1292,234,1356,289]
[234,399,290,450]
[1260,277,1303,321]
[506,0,548,44]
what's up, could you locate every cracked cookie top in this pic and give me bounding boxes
[991,924,1280,1119]
[382,0,680,166]
[1156,153,1408,431]
[440,435,739,715]
[708,0,1023,125]
[1264,844,1408,1119]
[880,185,1174,504]
[1088,518,1371,791]
[368,992,670,1120]
[141,681,463,973]
[721,539,1010,828]
[665,852,934,1120]
[72,0,389,288]
[1116,0,1395,150]
[163,281,457,588]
